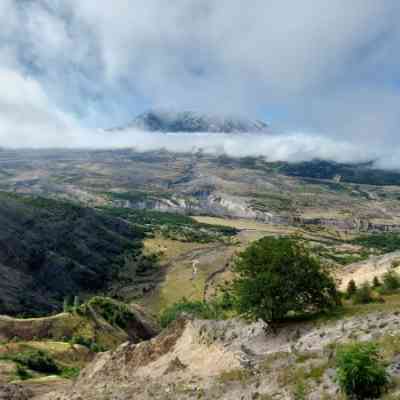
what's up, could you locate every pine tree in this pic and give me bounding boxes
[372,276,381,288]
[346,280,357,299]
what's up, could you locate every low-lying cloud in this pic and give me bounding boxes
[1,1,400,169]
[1,118,388,168]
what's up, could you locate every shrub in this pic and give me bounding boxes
[336,342,388,399]
[84,296,134,330]
[70,335,104,353]
[15,365,32,380]
[381,270,400,293]
[228,237,339,323]
[346,280,357,299]
[159,298,224,328]
[372,276,381,288]
[12,350,59,374]
[352,283,374,305]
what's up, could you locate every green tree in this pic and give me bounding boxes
[352,282,374,305]
[229,237,339,323]
[382,270,400,292]
[346,280,357,299]
[336,342,388,399]
[372,276,381,288]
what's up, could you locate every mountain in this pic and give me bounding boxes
[0,193,156,316]
[111,110,269,133]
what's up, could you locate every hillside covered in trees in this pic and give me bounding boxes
[0,193,151,316]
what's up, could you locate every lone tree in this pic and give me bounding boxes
[230,237,339,323]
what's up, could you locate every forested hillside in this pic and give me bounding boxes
[0,193,150,316]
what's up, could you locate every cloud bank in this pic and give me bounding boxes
[1,1,400,166]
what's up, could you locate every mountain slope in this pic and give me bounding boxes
[112,110,269,133]
[0,193,151,316]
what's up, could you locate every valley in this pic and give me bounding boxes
[2,148,400,398]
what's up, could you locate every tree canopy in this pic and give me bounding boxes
[230,236,339,323]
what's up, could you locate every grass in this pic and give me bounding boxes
[100,206,237,243]
[0,297,141,351]
[141,235,236,314]
[217,368,254,385]
[352,233,400,253]
[0,347,82,381]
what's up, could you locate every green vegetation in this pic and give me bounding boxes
[352,283,375,305]
[81,296,134,330]
[0,192,150,316]
[373,276,381,288]
[159,298,221,328]
[380,270,400,294]
[336,342,389,399]
[101,206,237,243]
[15,364,33,380]
[218,368,253,384]
[352,233,400,253]
[248,192,293,212]
[2,347,81,380]
[7,349,60,374]
[69,335,104,353]
[228,237,339,323]
[346,280,357,299]
[278,159,400,186]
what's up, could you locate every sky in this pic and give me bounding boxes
[1,0,400,166]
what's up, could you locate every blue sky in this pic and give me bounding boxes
[1,0,400,165]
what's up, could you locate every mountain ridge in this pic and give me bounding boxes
[109,109,269,134]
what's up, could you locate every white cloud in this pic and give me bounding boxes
[0,68,82,148]
[0,1,400,167]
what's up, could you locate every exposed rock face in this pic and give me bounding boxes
[44,312,400,400]
[111,192,284,222]
[113,110,269,134]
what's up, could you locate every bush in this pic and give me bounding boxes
[372,276,381,288]
[12,350,59,374]
[229,237,339,323]
[159,298,224,328]
[336,342,388,399]
[15,365,32,380]
[381,270,400,293]
[69,335,104,352]
[83,296,134,330]
[352,283,374,305]
[346,280,357,299]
